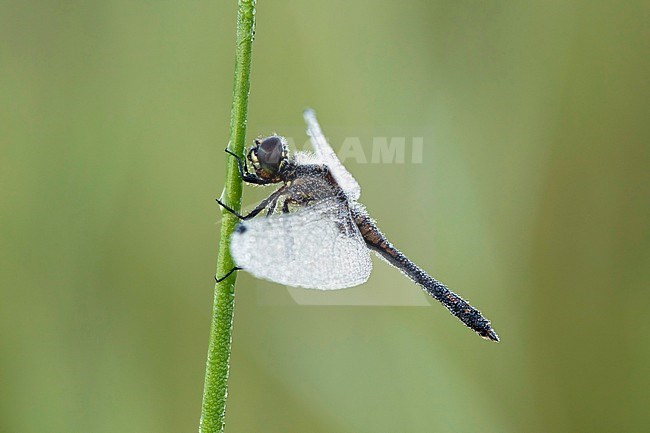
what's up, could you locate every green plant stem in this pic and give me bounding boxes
[200,1,256,432]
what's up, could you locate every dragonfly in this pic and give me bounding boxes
[217,109,499,342]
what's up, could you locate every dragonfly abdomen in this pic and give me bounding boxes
[352,209,499,342]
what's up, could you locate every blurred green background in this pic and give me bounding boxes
[1,1,648,432]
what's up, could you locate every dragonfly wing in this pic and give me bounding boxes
[230,197,372,289]
[303,108,362,201]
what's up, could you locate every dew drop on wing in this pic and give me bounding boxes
[229,197,372,289]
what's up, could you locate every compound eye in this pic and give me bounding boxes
[255,136,285,175]
[258,136,284,165]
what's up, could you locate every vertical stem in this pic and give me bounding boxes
[200,1,256,432]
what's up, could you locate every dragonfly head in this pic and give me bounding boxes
[248,135,289,182]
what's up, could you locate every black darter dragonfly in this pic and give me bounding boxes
[217,109,499,341]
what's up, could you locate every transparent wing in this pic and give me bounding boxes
[303,108,361,201]
[230,197,372,289]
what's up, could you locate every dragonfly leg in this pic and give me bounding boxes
[214,266,242,283]
[224,147,267,185]
[281,196,313,213]
[216,198,261,220]
[217,184,288,220]
[281,199,291,213]
[224,147,249,176]
[266,197,279,216]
